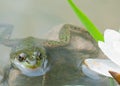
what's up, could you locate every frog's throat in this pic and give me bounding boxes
[13,59,50,76]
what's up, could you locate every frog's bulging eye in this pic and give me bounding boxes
[34,51,42,60]
[18,53,26,62]
[39,54,42,60]
[34,52,40,56]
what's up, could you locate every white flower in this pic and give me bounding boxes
[83,29,120,77]
[99,29,120,67]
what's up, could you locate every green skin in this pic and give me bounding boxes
[10,47,47,69]
[0,24,108,86]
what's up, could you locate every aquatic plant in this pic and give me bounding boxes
[67,0,118,86]
[84,29,120,85]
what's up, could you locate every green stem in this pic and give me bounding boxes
[67,0,104,42]
[67,0,114,86]
[109,77,115,86]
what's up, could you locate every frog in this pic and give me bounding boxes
[0,24,109,86]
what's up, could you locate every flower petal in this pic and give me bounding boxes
[98,41,120,67]
[104,29,120,43]
[84,59,120,77]
[82,64,102,80]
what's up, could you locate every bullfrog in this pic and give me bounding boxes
[0,24,108,86]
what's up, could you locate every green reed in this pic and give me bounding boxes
[67,0,114,86]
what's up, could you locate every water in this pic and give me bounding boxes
[0,0,119,86]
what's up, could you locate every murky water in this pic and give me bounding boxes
[0,0,119,86]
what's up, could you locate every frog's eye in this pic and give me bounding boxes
[34,51,40,56]
[34,51,42,59]
[18,53,26,62]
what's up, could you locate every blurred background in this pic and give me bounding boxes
[0,0,120,38]
[0,0,119,85]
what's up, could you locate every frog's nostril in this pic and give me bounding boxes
[26,58,37,65]
[32,55,36,59]
[26,60,30,64]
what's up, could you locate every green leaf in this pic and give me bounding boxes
[67,0,104,42]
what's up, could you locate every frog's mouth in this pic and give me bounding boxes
[13,58,49,76]
[23,60,41,69]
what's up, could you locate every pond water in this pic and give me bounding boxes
[0,0,120,86]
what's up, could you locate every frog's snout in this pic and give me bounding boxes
[26,58,37,66]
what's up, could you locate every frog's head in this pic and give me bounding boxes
[10,37,49,77]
